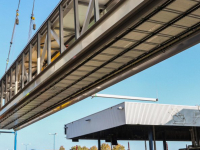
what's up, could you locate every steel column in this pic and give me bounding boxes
[163,134,167,150]
[41,35,47,69]
[74,0,80,39]
[145,140,147,150]
[163,132,167,150]
[98,138,101,150]
[21,53,25,89]
[98,132,101,150]
[94,0,100,22]
[0,80,3,107]
[148,128,154,150]
[163,139,167,150]
[29,44,32,82]
[198,129,200,146]
[153,126,156,150]
[81,0,94,35]
[10,68,13,99]
[5,74,8,103]
[59,4,64,53]
[15,61,18,95]
[37,33,41,74]
[47,21,51,65]
[14,131,17,150]
[51,29,60,46]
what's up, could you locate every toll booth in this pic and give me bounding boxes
[64,102,200,150]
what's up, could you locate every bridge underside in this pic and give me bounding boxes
[1,0,200,130]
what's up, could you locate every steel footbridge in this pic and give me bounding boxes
[1,0,200,130]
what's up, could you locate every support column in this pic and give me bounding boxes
[163,139,167,150]
[195,127,200,146]
[94,0,100,22]
[10,68,13,99]
[163,131,167,150]
[37,33,41,74]
[148,128,154,150]
[47,20,51,65]
[21,53,25,89]
[15,61,18,95]
[0,80,3,108]
[74,0,80,39]
[14,131,17,150]
[198,128,200,146]
[153,126,156,150]
[81,0,94,35]
[59,4,64,53]
[98,138,101,150]
[29,44,32,82]
[145,140,147,150]
[5,74,8,103]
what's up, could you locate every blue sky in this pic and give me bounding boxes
[0,0,200,150]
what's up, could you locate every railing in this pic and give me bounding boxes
[0,0,120,108]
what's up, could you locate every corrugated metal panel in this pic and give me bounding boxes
[65,102,200,139]
[66,103,126,139]
[125,102,200,126]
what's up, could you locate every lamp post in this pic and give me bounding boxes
[22,143,31,150]
[49,133,57,150]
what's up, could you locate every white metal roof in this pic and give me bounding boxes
[65,102,200,139]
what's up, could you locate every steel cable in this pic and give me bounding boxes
[5,0,21,72]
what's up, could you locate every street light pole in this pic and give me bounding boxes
[49,133,57,150]
[22,143,31,150]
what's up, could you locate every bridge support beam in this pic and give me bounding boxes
[5,74,8,103]
[29,44,32,82]
[21,53,25,89]
[10,68,13,100]
[94,0,100,22]
[81,0,95,35]
[37,33,41,74]
[15,61,18,95]
[41,35,47,70]
[0,80,3,107]
[74,0,80,39]
[47,20,51,65]
[59,4,64,53]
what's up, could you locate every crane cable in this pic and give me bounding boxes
[5,0,21,72]
[28,0,36,41]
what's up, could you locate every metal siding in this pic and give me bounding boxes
[125,102,200,127]
[66,103,126,139]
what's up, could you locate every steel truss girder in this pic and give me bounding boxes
[3,0,200,130]
[0,0,103,109]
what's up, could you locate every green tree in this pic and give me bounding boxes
[101,143,111,150]
[90,146,98,150]
[60,146,65,150]
[113,144,125,150]
[82,146,89,150]
[71,145,82,150]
